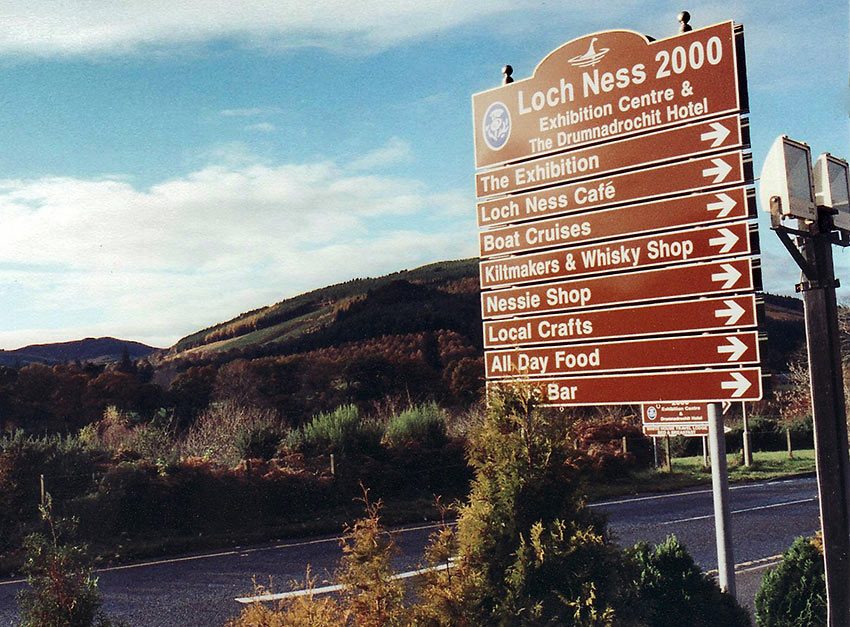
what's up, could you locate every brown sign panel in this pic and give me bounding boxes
[642,402,709,437]
[643,402,709,424]
[480,221,754,288]
[479,187,754,256]
[477,150,749,228]
[488,367,763,405]
[485,331,759,377]
[481,257,757,319]
[480,188,754,256]
[643,423,710,437]
[476,114,746,198]
[473,21,745,168]
[483,294,759,348]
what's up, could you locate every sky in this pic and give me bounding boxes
[0,1,846,350]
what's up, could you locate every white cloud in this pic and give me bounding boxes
[244,122,276,132]
[0,1,528,57]
[0,149,476,348]
[349,137,413,170]
[220,107,283,117]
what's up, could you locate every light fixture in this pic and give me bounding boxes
[813,153,850,232]
[759,135,816,221]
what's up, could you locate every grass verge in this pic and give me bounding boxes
[589,449,816,501]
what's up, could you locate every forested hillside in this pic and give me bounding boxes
[0,257,806,432]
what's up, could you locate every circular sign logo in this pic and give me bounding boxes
[646,406,658,420]
[482,101,511,151]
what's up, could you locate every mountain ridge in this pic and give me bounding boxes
[0,336,161,367]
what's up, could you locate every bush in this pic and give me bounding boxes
[227,495,405,627]
[574,419,653,477]
[0,431,100,544]
[755,535,825,626]
[287,404,384,458]
[17,495,119,627]
[228,384,754,626]
[235,424,281,461]
[437,382,625,624]
[383,402,448,450]
[623,535,750,626]
[182,401,281,466]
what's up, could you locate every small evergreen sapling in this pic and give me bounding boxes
[17,493,120,627]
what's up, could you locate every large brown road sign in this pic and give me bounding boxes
[473,21,746,168]
[485,330,759,377]
[480,221,755,289]
[483,294,758,349]
[482,257,758,319]
[477,150,750,228]
[489,367,763,405]
[476,114,746,198]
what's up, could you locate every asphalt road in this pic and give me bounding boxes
[0,475,820,626]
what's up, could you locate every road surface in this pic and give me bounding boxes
[0,475,819,626]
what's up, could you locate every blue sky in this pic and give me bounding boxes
[0,1,846,349]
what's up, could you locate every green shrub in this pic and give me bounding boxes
[755,535,825,626]
[290,404,384,457]
[17,494,120,627]
[623,535,750,626]
[383,402,448,450]
[440,382,625,624]
[235,424,281,461]
[0,431,100,537]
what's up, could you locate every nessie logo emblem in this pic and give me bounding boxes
[482,101,511,151]
[568,37,609,68]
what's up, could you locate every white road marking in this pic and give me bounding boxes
[236,562,454,603]
[660,497,817,525]
[590,476,814,508]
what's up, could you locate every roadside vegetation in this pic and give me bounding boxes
[228,384,750,626]
[0,263,830,623]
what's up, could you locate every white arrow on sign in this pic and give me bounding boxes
[711,263,743,289]
[706,193,737,218]
[702,158,733,184]
[700,121,731,148]
[717,336,748,361]
[721,371,752,398]
[714,299,746,325]
[709,227,739,254]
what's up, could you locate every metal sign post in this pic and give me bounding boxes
[761,137,850,626]
[707,402,735,594]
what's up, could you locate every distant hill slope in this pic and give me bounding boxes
[160,257,804,375]
[163,259,480,360]
[0,337,161,367]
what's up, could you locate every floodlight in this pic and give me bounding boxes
[813,153,850,232]
[759,136,816,221]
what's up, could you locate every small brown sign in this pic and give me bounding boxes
[481,257,757,319]
[477,150,749,229]
[480,221,754,288]
[485,331,759,377]
[479,187,753,255]
[488,367,763,405]
[483,294,758,348]
[642,403,710,437]
[476,114,746,198]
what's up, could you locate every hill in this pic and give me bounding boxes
[161,258,481,362]
[0,336,161,367]
[159,257,804,375]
